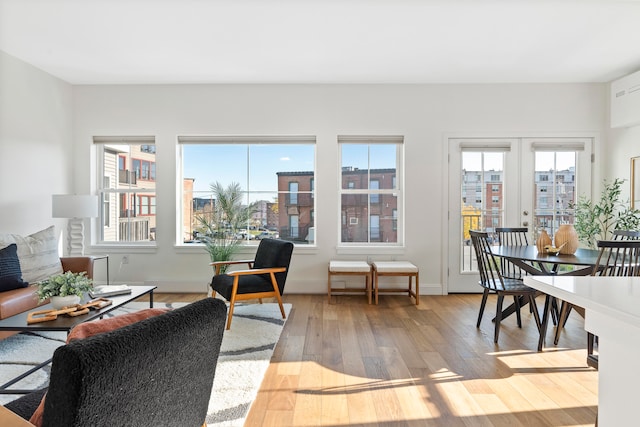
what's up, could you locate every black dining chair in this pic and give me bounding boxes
[470,230,542,343]
[495,227,530,280]
[554,239,640,367]
[555,230,640,345]
[612,229,640,240]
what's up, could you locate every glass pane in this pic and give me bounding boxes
[99,143,157,243]
[371,194,398,243]
[182,143,315,245]
[248,144,314,193]
[460,151,504,272]
[533,151,576,237]
[341,144,368,189]
[341,194,368,242]
[370,144,397,189]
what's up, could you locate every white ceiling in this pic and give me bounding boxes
[1,0,640,85]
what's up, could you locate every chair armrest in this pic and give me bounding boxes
[209,259,254,267]
[227,267,286,276]
[61,257,95,279]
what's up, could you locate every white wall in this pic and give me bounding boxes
[72,83,607,294]
[605,125,640,201]
[0,51,74,237]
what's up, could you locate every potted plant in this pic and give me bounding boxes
[36,271,93,309]
[572,178,640,248]
[197,182,256,274]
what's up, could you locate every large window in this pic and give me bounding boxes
[179,136,316,245]
[339,136,403,245]
[95,136,157,244]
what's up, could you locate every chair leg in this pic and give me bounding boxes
[514,295,522,328]
[587,332,596,356]
[269,272,287,319]
[529,294,542,331]
[495,294,505,343]
[477,289,489,328]
[226,277,240,330]
[554,301,571,345]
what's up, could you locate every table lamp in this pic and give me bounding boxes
[52,194,99,256]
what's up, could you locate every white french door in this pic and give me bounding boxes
[446,137,592,293]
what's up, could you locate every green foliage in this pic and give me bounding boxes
[197,182,257,273]
[36,271,93,301]
[571,178,640,248]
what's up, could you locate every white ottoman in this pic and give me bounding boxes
[328,261,372,304]
[372,261,419,305]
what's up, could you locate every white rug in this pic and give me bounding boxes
[0,300,290,427]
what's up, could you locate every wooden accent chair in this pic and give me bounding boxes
[4,298,227,427]
[210,238,294,329]
[470,230,542,343]
[494,227,530,280]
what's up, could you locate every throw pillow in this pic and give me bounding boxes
[29,307,171,426]
[0,243,28,291]
[0,226,63,283]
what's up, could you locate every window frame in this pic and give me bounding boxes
[338,135,404,247]
[177,135,316,247]
[94,136,157,247]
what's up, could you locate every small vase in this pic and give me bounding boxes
[554,224,579,255]
[50,295,81,309]
[536,230,552,253]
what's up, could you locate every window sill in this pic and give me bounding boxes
[336,246,406,256]
[90,244,158,254]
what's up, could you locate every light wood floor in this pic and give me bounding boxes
[152,292,598,427]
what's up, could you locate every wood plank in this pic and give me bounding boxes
[152,292,598,426]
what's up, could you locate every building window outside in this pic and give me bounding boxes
[95,136,157,244]
[289,182,298,205]
[339,135,403,245]
[179,136,316,245]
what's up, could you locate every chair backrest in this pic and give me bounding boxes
[495,227,529,246]
[253,238,294,295]
[612,230,640,240]
[470,230,505,290]
[592,239,640,277]
[43,298,227,427]
[495,227,529,279]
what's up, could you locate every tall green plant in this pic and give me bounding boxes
[197,182,256,273]
[572,178,640,248]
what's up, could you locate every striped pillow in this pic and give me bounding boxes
[0,226,63,284]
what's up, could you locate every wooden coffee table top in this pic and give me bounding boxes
[0,285,156,333]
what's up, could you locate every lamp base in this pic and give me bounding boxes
[67,218,85,256]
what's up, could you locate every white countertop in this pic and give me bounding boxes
[524,276,640,330]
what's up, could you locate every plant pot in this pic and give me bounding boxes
[554,224,579,255]
[50,295,81,309]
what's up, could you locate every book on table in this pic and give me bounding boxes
[89,284,132,298]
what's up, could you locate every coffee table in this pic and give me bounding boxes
[0,285,156,394]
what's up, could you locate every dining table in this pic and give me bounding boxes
[489,245,602,344]
[490,245,601,277]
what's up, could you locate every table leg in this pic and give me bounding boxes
[538,294,552,352]
[149,290,154,308]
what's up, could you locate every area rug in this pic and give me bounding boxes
[0,300,290,427]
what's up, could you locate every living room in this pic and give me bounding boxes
[2,1,640,426]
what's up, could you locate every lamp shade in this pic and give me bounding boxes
[52,194,99,219]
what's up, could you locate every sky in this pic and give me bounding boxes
[183,143,397,201]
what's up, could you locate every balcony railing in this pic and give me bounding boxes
[119,169,137,185]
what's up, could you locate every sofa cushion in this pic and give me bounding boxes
[0,244,28,291]
[0,226,63,283]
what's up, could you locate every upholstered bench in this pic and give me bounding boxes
[327,260,372,304]
[372,261,419,305]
